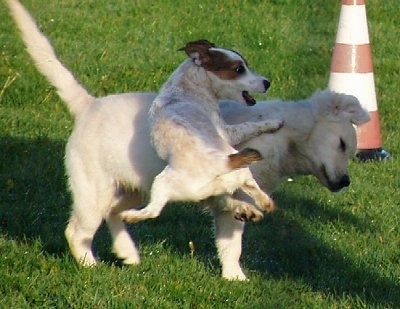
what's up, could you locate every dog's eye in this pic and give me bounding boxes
[235,65,246,74]
[339,138,346,152]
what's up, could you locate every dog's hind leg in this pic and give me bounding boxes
[106,214,141,265]
[120,149,267,224]
[240,174,275,213]
[65,208,102,266]
[65,177,115,266]
[215,167,275,213]
[106,192,141,264]
[120,167,174,224]
[206,195,264,222]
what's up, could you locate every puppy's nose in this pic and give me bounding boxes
[263,79,271,92]
[339,175,350,188]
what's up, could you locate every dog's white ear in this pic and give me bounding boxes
[178,39,215,67]
[315,90,371,125]
[331,93,371,125]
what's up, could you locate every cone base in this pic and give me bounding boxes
[355,148,390,162]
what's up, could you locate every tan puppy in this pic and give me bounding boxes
[212,89,370,279]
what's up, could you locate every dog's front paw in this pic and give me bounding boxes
[259,195,276,213]
[261,119,284,133]
[223,270,248,281]
[233,202,264,222]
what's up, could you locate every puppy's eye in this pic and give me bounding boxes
[339,138,346,152]
[235,65,246,74]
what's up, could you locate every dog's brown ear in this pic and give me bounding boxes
[178,39,216,66]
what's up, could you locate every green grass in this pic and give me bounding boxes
[1,0,399,307]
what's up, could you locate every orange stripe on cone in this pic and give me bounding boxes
[330,44,373,73]
[356,111,382,150]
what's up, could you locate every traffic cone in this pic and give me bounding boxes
[328,0,390,161]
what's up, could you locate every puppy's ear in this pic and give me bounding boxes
[328,92,371,125]
[178,39,216,66]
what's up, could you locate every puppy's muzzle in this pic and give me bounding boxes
[321,165,350,192]
[338,174,350,188]
[329,175,350,192]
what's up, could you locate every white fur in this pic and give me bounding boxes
[119,41,279,224]
[6,0,370,281]
[6,0,281,280]
[66,89,369,281]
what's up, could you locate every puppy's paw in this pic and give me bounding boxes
[261,119,284,133]
[223,270,248,281]
[259,195,276,213]
[233,202,264,222]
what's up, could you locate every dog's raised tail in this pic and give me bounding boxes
[228,148,263,169]
[6,0,94,117]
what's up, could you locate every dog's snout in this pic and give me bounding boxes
[263,79,270,92]
[329,174,350,192]
[322,164,351,192]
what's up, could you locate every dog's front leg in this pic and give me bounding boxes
[211,207,247,281]
[223,119,283,145]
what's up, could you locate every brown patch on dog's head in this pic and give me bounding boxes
[178,39,269,105]
[179,39,216,56]
[179,39,248,80]
[178,39,216,66]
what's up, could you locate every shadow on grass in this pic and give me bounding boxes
[0,135,398,307]
[242,190,400,307]
[0,136,70,255]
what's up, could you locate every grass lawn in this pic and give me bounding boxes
[1,0,399,308]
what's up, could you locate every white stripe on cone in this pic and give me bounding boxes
[336,5,369,45]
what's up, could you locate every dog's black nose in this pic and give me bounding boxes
[328,174,351,192]
[339,175,350,188]
[263,79,271,92]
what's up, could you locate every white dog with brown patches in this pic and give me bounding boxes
[7,0,370,281]
[120,40,281,224]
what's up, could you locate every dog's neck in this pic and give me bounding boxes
[273,102,314,175]
[151,60,220,116]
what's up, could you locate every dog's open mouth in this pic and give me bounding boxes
[242,91,256,106]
